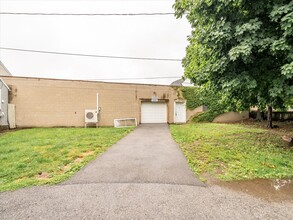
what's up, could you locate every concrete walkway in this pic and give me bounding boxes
[63,124,204,186]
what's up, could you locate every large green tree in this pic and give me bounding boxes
[174,0,293,128]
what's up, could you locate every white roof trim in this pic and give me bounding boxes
[0,61,12,76]
[0,78,11,91]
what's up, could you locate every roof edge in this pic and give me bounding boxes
[0,61,12,76]
[0,78,11,91]
[0,75,184,88]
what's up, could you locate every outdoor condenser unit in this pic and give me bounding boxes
[85,109,99,123]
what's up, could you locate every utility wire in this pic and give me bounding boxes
[0,12,175,16]
[0,47,182,62]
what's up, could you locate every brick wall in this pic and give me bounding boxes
[1,76,180,127]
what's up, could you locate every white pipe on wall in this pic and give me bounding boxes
[97,93,99,110]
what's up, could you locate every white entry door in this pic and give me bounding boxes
[141,102,167,123]
[174,102,186,123]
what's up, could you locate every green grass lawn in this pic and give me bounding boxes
[170,123,293,181]
[0,127,133,192]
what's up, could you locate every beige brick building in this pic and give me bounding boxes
[1,76,189,127]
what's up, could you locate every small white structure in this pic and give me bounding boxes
[0,78,11,128]
[114,118,137,128]
[8,104,16,129]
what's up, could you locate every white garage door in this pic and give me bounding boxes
[141,102,167,123]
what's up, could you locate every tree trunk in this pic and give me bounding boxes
[267,105,273,129]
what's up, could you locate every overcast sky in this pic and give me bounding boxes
[0,0,191,85]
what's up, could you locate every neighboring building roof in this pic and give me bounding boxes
[0,78,11,91]
[170,78,194,87]
[0,61,12,76]
[170,78,185,86]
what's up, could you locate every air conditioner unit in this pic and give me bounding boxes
[85,109,98,123]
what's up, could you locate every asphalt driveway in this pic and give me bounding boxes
[63,123,204,186]
[0,124,292,219]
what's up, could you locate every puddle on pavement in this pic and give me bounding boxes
[208,177,293,203]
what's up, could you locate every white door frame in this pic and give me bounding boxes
[174,101,187,123]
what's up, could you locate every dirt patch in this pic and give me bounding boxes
[81,151,95,157]
[242,120,293,136]
[0,128,30,134]
[35,172,51,180]
[63,165,70,170]
[59,164,71,173]
[74,157,83,163]
[73,151,95,163]
[205,174,293,203]
[228,120,293,148]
